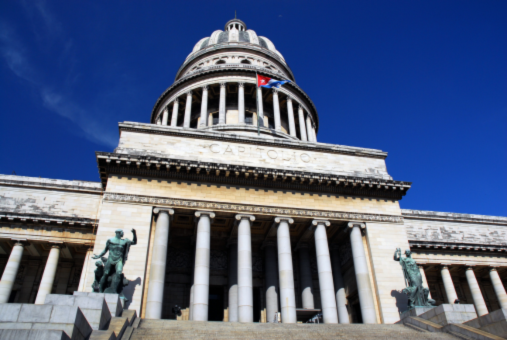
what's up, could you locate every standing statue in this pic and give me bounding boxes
[394,248,435,309]
[92,229,137,296]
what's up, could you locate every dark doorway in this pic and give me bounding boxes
[208,285,224,321]
[253,287,261,322]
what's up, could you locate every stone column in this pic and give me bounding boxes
[183,91,192,128]
[465,267,488,316]
[272,89,281,131]
[171,99,179,127]
[236,214,255,322]
[189,284,194,320]
[199,86,208,128]
[306,116,314,142]
[441,266,458,304]
[192,211,215,321]
[162,106,169,125]
[146,208,174,319]
[219,83,226,124]
[228,241,238,322]
[275,217,297,323]
[348,222,376,324]
[238,83,245,124]
[77,249,93,292]
[297,245,314,309]
[330,245,350,324]
[156,117,161,125]
[313,220,338,324]
[418,265,431,299]
[0,242,24,303]
[257,87,264,127]
[286,97,296,137]
[298,105,308,141]
[489,268,507,309]
[35,244,61,304]
[312,126,317,142]
[264,241,279,323]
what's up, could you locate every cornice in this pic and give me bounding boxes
[118,122,388,159]
[0,176,102,194]
[409,240,506,253]
[96,151,411,200]
[150,66,318,129]
[103,192,405,224]
[402,209,507,226]
[0,212,97,228]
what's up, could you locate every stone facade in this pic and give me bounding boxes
[0,18,505,330]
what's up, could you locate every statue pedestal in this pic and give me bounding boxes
[400,304,477,326]
[74,292,124,317]
[400,306,434,321]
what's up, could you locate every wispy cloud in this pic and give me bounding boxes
[0,1,117,148]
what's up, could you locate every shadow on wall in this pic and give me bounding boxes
[123,277,142,309]
[391,290,409,315]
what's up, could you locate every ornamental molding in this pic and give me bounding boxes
[402,209,507,226]
[103,192,405,224]
[0,212,97,228]
[409,240,506,253]
[0,177,102,194]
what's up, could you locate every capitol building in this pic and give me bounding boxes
[0,17,505,339]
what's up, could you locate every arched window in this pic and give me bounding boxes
[240,59,251,65]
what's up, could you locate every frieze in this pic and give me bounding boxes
[104,192,404,223]
[406,224,507,246]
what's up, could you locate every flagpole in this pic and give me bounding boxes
[255,70,261,136]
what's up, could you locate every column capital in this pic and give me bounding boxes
[153,207,175,215]
[272,88,279,94]
[11,238,28,247]
[238,82,245,88]
[202,85,209,91]
[418,265,425,269]
[220,82,226,88]
[312,219,331,227]
[235,214,255,222]
[441,265,450,270]
[490,267,499,272]
[287,96,293,103]
[186,90,193,96]
[174,98,179,104]
[298,104,304,111]
[195,211,215,219]
[274,216,294,225]
[49,242,64,250]
[347,222,366,230]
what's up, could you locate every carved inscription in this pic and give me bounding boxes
[206,143,314,164]
[406,224,507,246]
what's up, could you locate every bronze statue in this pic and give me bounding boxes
[394,248,435,309]
[92,229,137,295]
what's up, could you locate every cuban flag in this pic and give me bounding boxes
[257,74,290,88]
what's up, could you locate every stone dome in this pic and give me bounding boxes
[186,18,286,63]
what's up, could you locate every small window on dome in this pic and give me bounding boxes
[241,59,251,65]
[216,60,226,65]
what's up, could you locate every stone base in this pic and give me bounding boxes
[399,306,435,321]
[73,292,123,317]
[464,308,507,338]
[418,304,477,326]
[0,329,71,340]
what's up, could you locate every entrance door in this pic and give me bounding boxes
[208,285,224,321]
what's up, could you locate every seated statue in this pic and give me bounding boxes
[394,248,435,309]
[91,229,137,298]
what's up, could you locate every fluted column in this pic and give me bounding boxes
[219,83,226,124]
[183,91,192,128]
[298,245,314,309]
[35,244,61,304]
[171,99,179,127]
[348,222,376,324]
[264,241,279,323]
[238,82,245,124]
[162,106,169,125]
[228,241,238,322]
[330,245,350,324]
[0,242,24,303]
[441,266,458,304]
[257,87,264,127]
[286,97,296,137]
[77,249,93,292]
[465,267,488,316]
[236,214,255,322]
[146,208,174,319]
[275,217,296,323]
[192,211,215,321]
[199,86,208,128]
[312,220,338,324]
[490,268,507,309]
[418,265,431,299]
[272,89,281,131]
[298,105,308,141]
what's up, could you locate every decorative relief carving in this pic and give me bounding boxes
[210,250,228,270]
[406,224,507,246]
[104,193,404,223]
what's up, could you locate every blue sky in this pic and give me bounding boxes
[1,1,505,216]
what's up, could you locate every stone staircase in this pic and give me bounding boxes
[128,319,458,340]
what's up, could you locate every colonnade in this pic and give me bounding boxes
[146,210,377,324]
[156,82,317,142]
[419,265,507,317]
[0,242,62,304]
